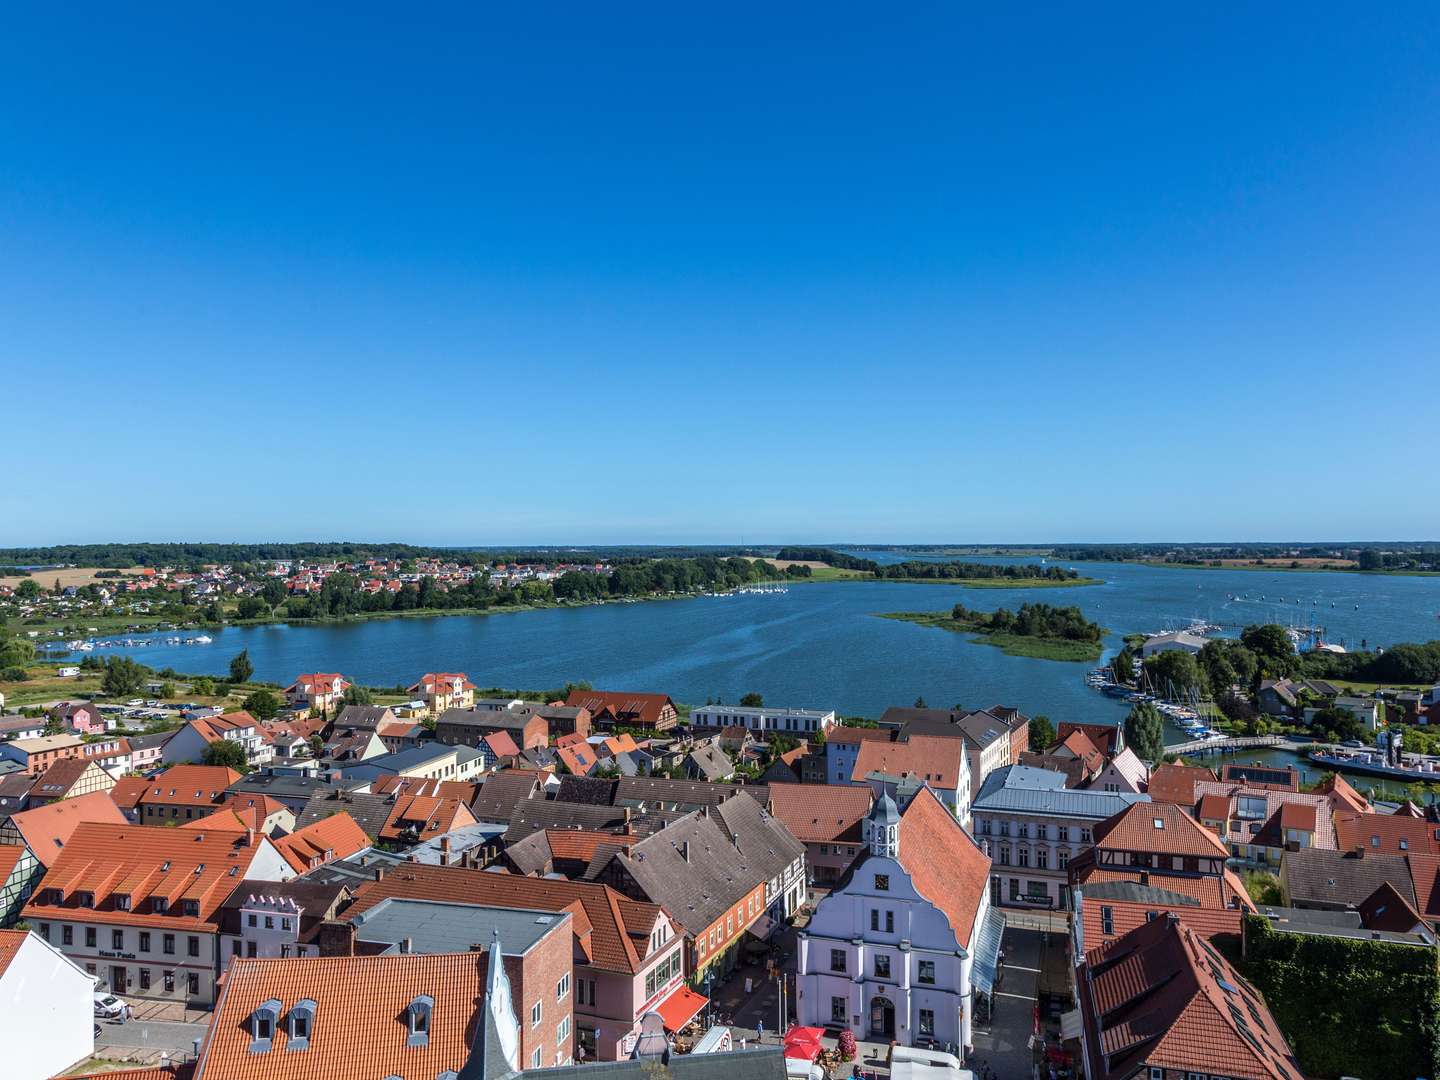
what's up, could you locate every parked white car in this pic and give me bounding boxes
[93,992,126,1019]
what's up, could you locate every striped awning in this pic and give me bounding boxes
[971,907,1007,995]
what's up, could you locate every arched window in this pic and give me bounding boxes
[408,994,435,1047]
[287,998,317,1050]
[250,998,281,1053]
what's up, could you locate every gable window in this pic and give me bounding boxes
[407,995,434,1047]
[1101,907,1115,935]
[284,998,316,1050]
[831,996,847,1023]
[874,954,890,979]
[830,948,846,973]
[885,910,894,933]
[874,874,889,891]
[250,998,281,1053]
[918,960,935,984]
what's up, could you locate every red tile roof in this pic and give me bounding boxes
[139,765,242,807]
[543,829,639,862]
[1093,802,1231,859]
[187,711,270,746]
[286,673,346,695]
[22,823,277,930]
[370,776,475,801]
[1080,893,1244,946]
[408,672,477,695]
[766,783,873,843]
[1079,915,1303,1080]
[344,863,660,974]
[483,731,521,759]
[1335,811,1440,856]
[897,787,990,948]
[564,690,674,728]
[272,813,370,873]
[6,790,129,867]
[110,776,150,812]
[1196,792,1231,821]
[1145,763,1218,805]
[1056,729,1104,773]
[377,794,478,844]
[195,951,503,1080]
[851,734,967,790]
[0,928,23,979]
[1407,854,1440,926]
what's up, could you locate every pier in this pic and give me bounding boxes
[1162,734,1289,755]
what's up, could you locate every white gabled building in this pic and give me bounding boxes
[0,928,96,1080]
[796,788,1001,1058]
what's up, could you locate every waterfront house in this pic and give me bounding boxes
[22,822,293,1005]
[1193,778,1356,866]
[564,690,678,732]
[887,707,1024,792]
[971,765,1148,909]
[1139,630,1208,657]
[1257,678,1300,717]
[407,671,477,716]
[689,704,837,736]
[1144,762,1218,806]
[796,789,999,1054]
[283,673,349,716]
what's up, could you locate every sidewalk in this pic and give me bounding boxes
[129,999,211,1024]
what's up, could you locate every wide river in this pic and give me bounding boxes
[76,557,1440,782]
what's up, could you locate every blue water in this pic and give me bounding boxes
[68,562,1440,735]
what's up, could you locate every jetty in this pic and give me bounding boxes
[1162,734,1288,755]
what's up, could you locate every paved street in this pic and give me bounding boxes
[972,926,1043,1080]
[92,1016,210,1068]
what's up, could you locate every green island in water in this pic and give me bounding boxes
[877,600,1107,662]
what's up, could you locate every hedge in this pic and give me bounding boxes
[1241,913,1440,1080]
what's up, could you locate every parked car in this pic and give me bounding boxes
[93,992,126,1019]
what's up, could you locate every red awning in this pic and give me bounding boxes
[656,985,709,1032]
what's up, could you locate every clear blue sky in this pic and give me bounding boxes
[4,5,1437,546]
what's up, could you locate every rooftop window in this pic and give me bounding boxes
[250,998,281,1053]
[287,998,316,1050]
[407,994,433,1047]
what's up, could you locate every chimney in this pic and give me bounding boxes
[441,836,452,863]
[375,865,386,881]
[317,919,357,957]
[1139,871,1149,886]
[245,827,255,847]
[400,936,413,954]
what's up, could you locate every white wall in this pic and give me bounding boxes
[0,932,94,1080]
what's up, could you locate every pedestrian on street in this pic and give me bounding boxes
[756,1019,764,1042]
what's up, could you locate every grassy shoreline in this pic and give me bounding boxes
[876,611,1105,662]
[793,570,1102,588]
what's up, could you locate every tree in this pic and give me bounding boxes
[0,636,36,670]
[1240,624,1297,678]
[241,689,280,721]
[1028,714,1057,752]
[14,578,41,600]
[202,740,248,771]
[1142,650,1207,700]
[235,596,268,620]
[192,676,215,697]
[1312,706,1365,745]
[308,734,325,758]
[1125,702,1164,762]
[159,681,175,699]
[1358,548,1384,571]
[101,656,146,697]
[343,685,374,706]
[739,692,764,707]
[229,649,254,685]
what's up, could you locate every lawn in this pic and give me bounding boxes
[876,611,1105,662]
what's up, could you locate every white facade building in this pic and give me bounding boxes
[690,704,837,735]
[0,929,95,1080]
[796,790,1000,1057]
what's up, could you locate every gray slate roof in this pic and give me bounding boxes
[334,704,395,730]
[350,897,569,955]
[972,764,1149,819]
[613,776,765,812]
[1281,847,1418,908]
[294,790,396,840]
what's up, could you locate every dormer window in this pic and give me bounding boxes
[116,894,132,911]
[78,891,94,909]
[287,998,316,1050]
[407,994,434,1046]
[250,998,281,1052]
[153,897,169,914]
[183,900,201,917]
